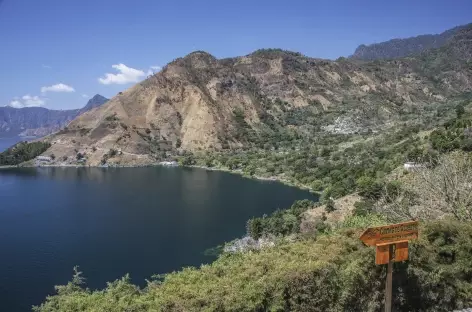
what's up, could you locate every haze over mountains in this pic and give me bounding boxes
[0,94,108,138]
[40,23,472,166]
[350,23,470,60]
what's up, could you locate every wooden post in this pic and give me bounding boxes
[360,222,418,312]
[385,244,394,312]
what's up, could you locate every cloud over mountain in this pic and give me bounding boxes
[9,95,46,108]
[98,64,146,85]
[41,83,75,93]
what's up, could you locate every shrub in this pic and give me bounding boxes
[0,141,51,166]
[34,220,472,312]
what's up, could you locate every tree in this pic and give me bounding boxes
[180,154,196,166]
[247,218,263,239]
[455,104,465,118]
[377,153,472,222]
[0,141,51,166]
[356,176,384,200]
[325,198,336,213]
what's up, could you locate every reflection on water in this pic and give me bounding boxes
[0,166,318,311]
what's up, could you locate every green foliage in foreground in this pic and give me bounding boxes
[34,219,472,312]
[247,199,316,239]
[0,141,51,166]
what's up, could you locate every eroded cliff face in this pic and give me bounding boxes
[42,26,472,166]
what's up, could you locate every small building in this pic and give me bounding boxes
[36,156,52,162]
[404,162,424,171]
[159,161,178,167]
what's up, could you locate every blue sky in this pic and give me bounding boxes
[0,0,471,110]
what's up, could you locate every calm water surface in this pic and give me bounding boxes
[0,136,23,152]
[0,167,317,311]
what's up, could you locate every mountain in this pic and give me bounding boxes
[78,94,110,115]
[350,23,470,60]
[41,25,472,166]
[0,94,108,138]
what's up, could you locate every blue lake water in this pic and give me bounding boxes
[0,136,23,152]
[0,166,318,311]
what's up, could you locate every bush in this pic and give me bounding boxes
[0,141,51,166]
[353,199,375,216]
[325,198,336,213]
[356,176,384,200]
[34,220,472,312]
[247,200,316,238]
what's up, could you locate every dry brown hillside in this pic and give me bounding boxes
[42,26,472,166]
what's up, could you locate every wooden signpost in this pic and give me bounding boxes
[360,221,419,312]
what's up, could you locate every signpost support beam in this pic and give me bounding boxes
[360,221,419,312]
[385,244,393,312]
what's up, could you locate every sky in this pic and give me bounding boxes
[0,0,471,110]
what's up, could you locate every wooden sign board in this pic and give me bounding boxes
[361,222,418,312]
[394,241,408,262]
[360,221,418,246]
[376,241,409,265]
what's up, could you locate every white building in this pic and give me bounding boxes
[36,156,52,162]
[404,162,424,171]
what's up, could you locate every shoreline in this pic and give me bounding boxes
[189,164,317,194]
[0,162,318,194]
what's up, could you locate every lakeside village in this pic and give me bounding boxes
[34,154,178,168]
[35,153,424,171]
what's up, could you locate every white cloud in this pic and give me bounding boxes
[9,95,46,108]
[41,83,75,93]
[42,64,51,69]
[9,100,23,108]
[82,94,89,98]
[146,65,162,76]
[98,63,146,85]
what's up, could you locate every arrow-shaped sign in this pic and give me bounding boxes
[360,220,418,246]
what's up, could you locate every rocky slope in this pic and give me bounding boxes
[0,94,108,137]
[42,25,472,166]
[350,23,469,60]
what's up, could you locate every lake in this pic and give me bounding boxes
[0,136,23,152]
[0,167,318,311]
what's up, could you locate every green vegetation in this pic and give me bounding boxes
[0,141,51,166]
[187,96,472,206]
[34,94,472,311]
[34,32,472,309]
[34,219,472,312]
[247,199,316,239]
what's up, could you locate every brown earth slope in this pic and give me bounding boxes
[42,26,472,166]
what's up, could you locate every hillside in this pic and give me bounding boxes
[0,94,108,138]
[350,23,469,60]
[32,24,472,312]
[41,25,472,166]
[33,219,472,312]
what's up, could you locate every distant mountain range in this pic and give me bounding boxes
[0,94,108,138]
[350,24,470,60]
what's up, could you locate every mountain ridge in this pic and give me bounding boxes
[0,94,109,138]
[41,24,472,166]
[350,23,471,60]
